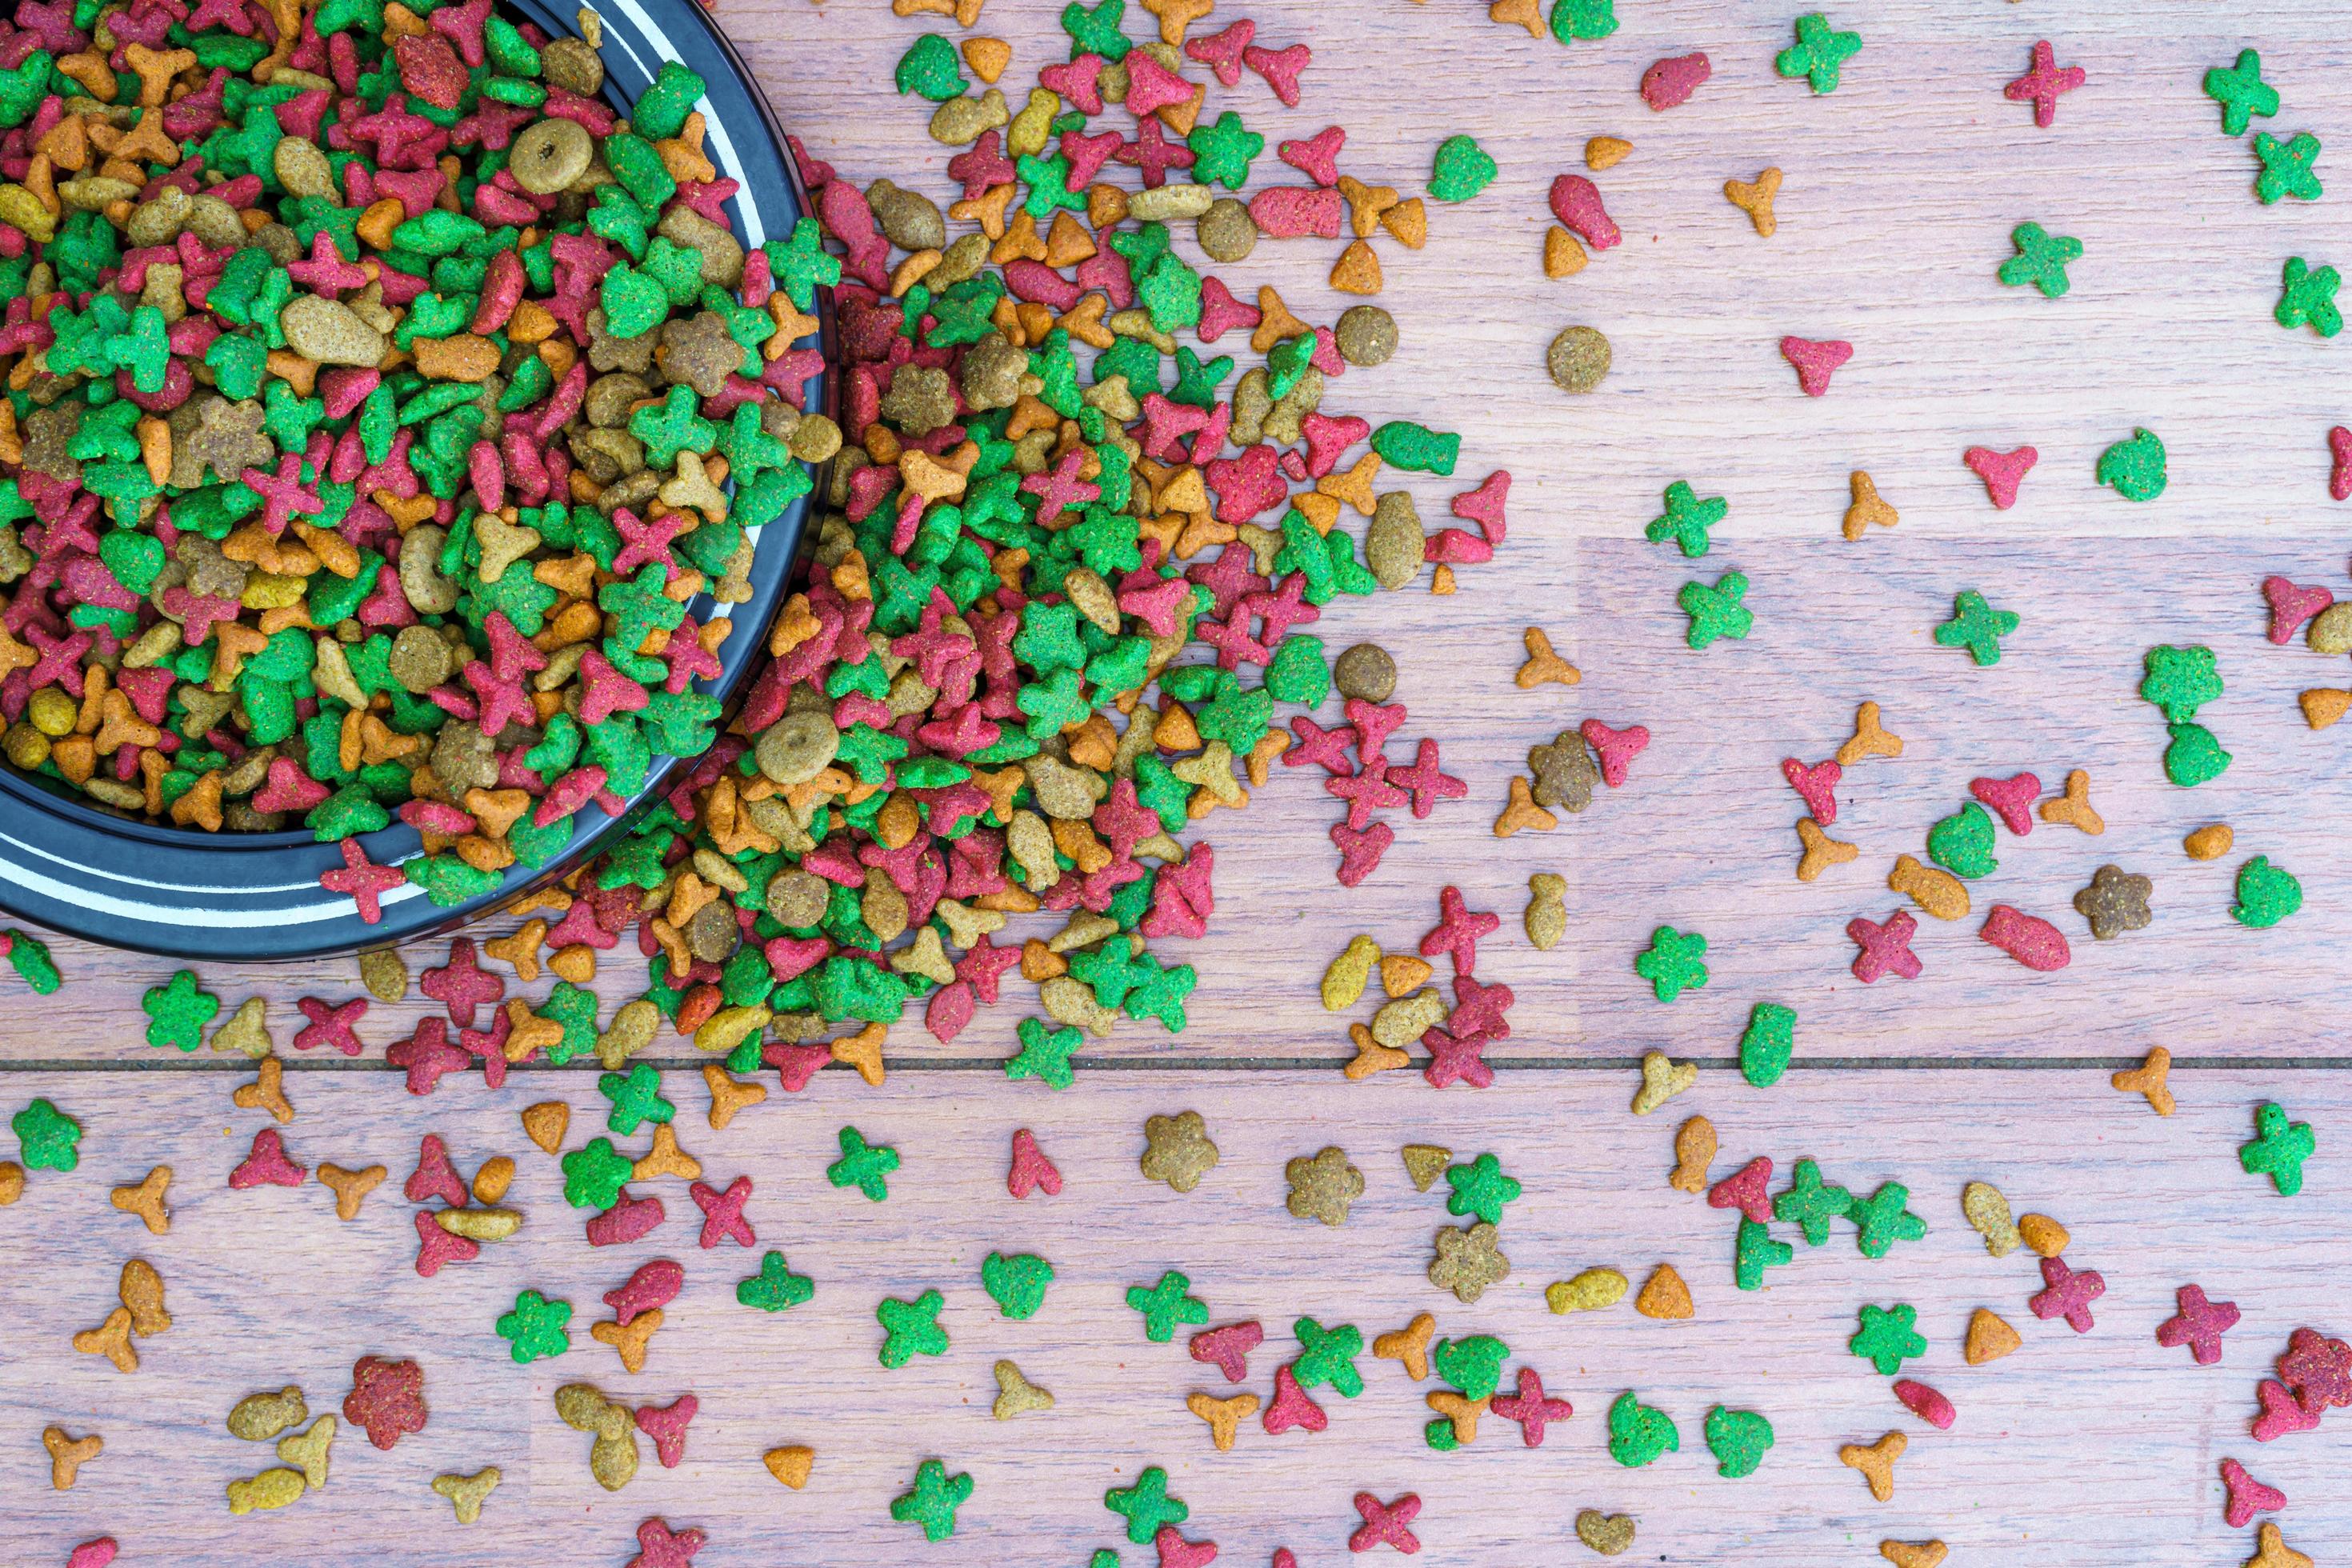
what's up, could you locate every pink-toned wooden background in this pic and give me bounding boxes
[6,0,2352,1562]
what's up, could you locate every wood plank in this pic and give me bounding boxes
[1,1067,2341,1563]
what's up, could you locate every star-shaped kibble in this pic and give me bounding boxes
[1634,925,1709,1002]
[2204,48,2279,136]
[1678,571,1754,650]
[494,1290,573,1364]
[876,1288,950,1369]
[1646,480,1727,558]
[141,970,221,1053]
[1140,1110,1220,1193]
[1775,12,1861,94]
[1526,730,1599,812]
[1428,1221,1510,1303]
[2139,644,2222,722]
[1850,1302,1928,1375]
[1998,222,2082,299]
[1933,590,2018,666]
[11,1097,81,1171]
[2242,1102,2316,1195]
[890,1458,973,1542]
[2254,130,2323,206]
[1443,1152,1523,1226]
[2074,865,2153,939]
[1126,1270,1210,1342]
[827,1126,900,1202]
[1285,1146,1366,1226]
[2278,257,2343,338]
[1186,110,1264,190]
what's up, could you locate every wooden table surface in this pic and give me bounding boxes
[7,1,2352,1562]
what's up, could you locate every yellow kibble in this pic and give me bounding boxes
[27,686,77,737]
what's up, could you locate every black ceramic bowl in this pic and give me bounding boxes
[0,0,830,959]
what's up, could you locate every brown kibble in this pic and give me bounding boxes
[1400,1143,1453,1193]
[2111,1046,2175,1116]
[358,948,408,1002]
[1724,167,1782,237]
[411,333,502,382]
[1889,853,1971,921]
[318,1162,386,1221]
[119,1258,170,1337]
[1380,197,1426,248]
[1332,642,1398,703]
[0,1162,20,1205]
[73,1306,137,1372]
[1576,1510,1638,1556]
[1140,1110,1220,1192]
[830,1020,888,1086]
[470,1155,515,1206]
[110,1165,171,1234]
[2183,822,2233,860]
[522,1101,570,1154]
[1546,325,1612,394]
[1843,470,1898,539]
[703,1063,768,1129]
[1186,1390,1258,1450]
[228,1385,308,1442]
[547,944,596,984]
[1795,817,1858,881]
[1667,1115,1716,1194]
[1964,1307,2022,1365]
[1284,1146,1366,1226]
[1840,1430,1906,1501]
[1634,1262,1694,1320]
[1525,872,1567,950]
[231,1054,294,1123]
[1836,701,1903,766]
[1428,1221,1510,1302]
[1332,305,1397,367]
[1585,135,1632,170]
[1373,1312,1436,1379]
[764,1445,815,1488]
[2017,1212,2070,1258]
[431,1464,499,1523]
[1515,626,1581,687]
[1543,224,1599,286]
[484,921,546,982]
[1329,238,1382,295]
[591,1308,663,1374]
[44,1426,101,1490]
[1881,1542,1946,1568]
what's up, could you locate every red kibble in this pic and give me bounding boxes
[1640,52,1711,110]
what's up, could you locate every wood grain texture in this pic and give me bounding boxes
[2,1068,2346,1564]
[5,0,2352,1562]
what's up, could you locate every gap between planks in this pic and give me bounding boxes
[5,1055,2351,1073]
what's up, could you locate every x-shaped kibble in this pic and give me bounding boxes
[1646,480,1726,558]
[1678,572,1753,649]
[1851,1181,1926,1258]
[1105,1466,1188,1543]
[2241,1102,2316,1195]
[1349,1493,1422,1554]
[2204,49,2279,135]
[1127,1270,1210,1342]
[1291,1316,1364,1397]
[877,1288,950,1369]
[1006,1016,1082,1090]
[690,1176,755,1249]
[1934,590,2018,666]
[2004,39,2085,128]
[1776,12,1861,93]
[1490,1368,1573,1446]
[827,1126,900,1201]
[2030,1254,2105,1333]
[2155,1284,2240,1364]
[1998,222,2082,298]
[2278,258,2342,338]
[2254,131,2322,205]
